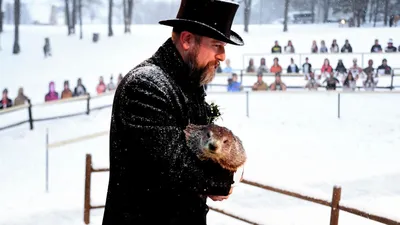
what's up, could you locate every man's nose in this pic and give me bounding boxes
[216,48,226,62]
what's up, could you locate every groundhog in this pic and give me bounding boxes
[184,124,246,172]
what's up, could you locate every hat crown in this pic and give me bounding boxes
[175,0,239,37]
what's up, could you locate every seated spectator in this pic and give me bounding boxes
[321,58,333,77]
[117,74,123,86]
[252,72,268,91]
[322,73,340,91]
[269,73,287,91]
[257,57,269,73]
[284,40,295,53]
[363,59,375,76]
[107,76,116,91]
[349,58,363,80]
[270,57,282,73]
[305,72,321,91]
[222,59,233,73]
[311,40,318,53]
[271,40,282,53]
[341,39,353,53]
[335,59,347,74]
[61,80,73,99]
[73,78,87,97]
[246,58,256,72]
[14,87,29,106]
[302,57,313,79]
[45,81,59,102]
[377,58,392,75]
[385,39,397,52]
[216,65,222,73]
[1,88,13,109]
[287,58,299,73]
[96,76,107,94]
[227,73,243,92]
[371,39,382,52]
[342,72,356,92]
[330,39,339,53]
[363,72,378,91]
[320,40,328,53]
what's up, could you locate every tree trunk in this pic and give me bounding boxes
[108,0,113,36]
[127,0,133,33]
[65,0,72,35]
[72,0,76,34]
[0,0,3,33]
[283,0,290,32]
[243,0,251,33]
[323,0,330,23]
[12,0,20,54]
[123,0,127,33]
[368,0,373,23]
[79,0,82,39]
[373,0,378,27]
[383,0,389,26]
[311,0,316,23]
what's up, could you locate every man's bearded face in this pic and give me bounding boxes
[183,36,225,86]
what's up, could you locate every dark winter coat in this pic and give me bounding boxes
[102,38,234,225]
[341,44,352,53]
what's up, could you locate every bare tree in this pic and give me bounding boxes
[322,0,330,23]
[65,0,72,35]
[72,0,76,33]
[0,0,3,33]
[79,0,83,39]
[243,0,252,32]
[12,0,20,54]
[311,0,316,23]
[108,0,113,36]
[383,0,389,26]
[283,0,289,32]
[123,0,134,33]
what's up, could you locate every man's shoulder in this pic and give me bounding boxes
[122,61,176,93]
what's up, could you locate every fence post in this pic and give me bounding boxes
[46,128,49,193]
[27,99,34,130]
[86,94,91,115]
[330,186,342,225]
[337,93,340,119]
[246,91,249,117]
[390,71,394,91]
[84,154,92,225]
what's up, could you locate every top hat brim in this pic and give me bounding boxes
[159,19,244,46]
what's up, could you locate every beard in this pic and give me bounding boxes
[185,46,218,86]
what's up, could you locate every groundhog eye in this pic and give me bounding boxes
[223,139,228,144]
[207,132,211,138]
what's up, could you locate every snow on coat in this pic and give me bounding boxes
[102,38,234,225]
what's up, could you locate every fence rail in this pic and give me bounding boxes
[0,91,115,132]
[82,153,400,225]
[83,154,260,225]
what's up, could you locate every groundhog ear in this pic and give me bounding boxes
[183,129,190,139]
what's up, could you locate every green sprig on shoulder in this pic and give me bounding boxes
[206,102,223,124]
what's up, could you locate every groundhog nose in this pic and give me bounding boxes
[208,143,217,151]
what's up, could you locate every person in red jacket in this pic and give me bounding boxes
[96,76,107,94]
[321,58,333,79]
[1,88,13,109]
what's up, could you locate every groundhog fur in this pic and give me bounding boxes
[184,124,246,172]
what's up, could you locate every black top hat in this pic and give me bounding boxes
[159,0,244,46]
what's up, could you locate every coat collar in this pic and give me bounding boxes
[151,38,206,97]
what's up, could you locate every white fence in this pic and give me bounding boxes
[242,52,400,71]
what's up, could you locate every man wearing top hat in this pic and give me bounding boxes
[101,0,244,224]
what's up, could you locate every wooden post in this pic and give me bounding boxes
[84,154,92,224]
[27,99,34,130]
[86,94,91,115]
[330,186,342,225]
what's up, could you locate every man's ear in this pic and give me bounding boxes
[180,31,195,51]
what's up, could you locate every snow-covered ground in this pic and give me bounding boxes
[1,23,400,225]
